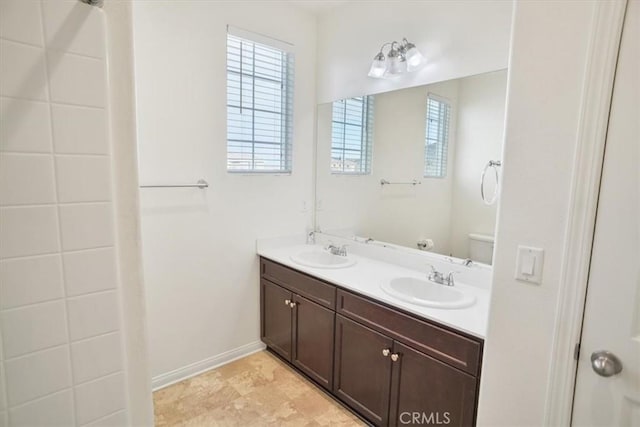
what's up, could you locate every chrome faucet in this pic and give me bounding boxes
[326,243,348,257]
[445,256,474,267]
[307,231,316,244]
[428,265,455,286]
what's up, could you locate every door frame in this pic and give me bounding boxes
[543,0,629,424]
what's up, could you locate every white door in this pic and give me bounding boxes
[572,1,640,425]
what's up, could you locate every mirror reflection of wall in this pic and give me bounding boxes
[316,69,507,264]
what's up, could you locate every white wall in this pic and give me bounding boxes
[0,0,131,425]
[449,70,507,258]
[132,1,317,385]
[478,1,597,425]
[316,0,512,103]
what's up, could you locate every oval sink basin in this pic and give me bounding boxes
[290,251,356,269]
[381,277,476,309]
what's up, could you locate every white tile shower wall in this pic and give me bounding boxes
[0,1,128,425]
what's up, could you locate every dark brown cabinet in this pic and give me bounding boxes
[260,261,335,391]
[334,314,394,425]
[261,279,292,360]
[292,294,335,389]
[260,257,483,427]
[389,342,477,427]
[334,314,477,427]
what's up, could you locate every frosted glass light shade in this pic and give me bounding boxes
[405,46,424,71]
[368,53,387,78]
[388,54,406,75]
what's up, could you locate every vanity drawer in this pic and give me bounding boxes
[336,289,482,376]
[260,258,336,309]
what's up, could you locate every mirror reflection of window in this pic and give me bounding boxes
[424,94,451,178]
[331,96,374,174]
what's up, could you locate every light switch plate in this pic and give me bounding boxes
[515,246,544,284]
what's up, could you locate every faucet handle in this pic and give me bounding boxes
[426,264,440,281]
[445,271,459,286]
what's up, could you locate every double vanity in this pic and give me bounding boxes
[257,236,490,426]
[254,69,505,426]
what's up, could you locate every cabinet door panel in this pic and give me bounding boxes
[261,279,292,360]
[389,342,477,427]
[334,314,393,426]
[292,295,335,390]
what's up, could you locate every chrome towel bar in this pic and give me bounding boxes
[139,179,209,189]
[380,179,422,186]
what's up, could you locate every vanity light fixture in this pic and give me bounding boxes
[368,38,425,78]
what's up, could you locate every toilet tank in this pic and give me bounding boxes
[468,233,495,264]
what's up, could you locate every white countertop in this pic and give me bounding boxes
[257,240,490,339]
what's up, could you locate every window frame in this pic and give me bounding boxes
[424,93,451,179]
[226,30,294,174]
[330,95,375,175]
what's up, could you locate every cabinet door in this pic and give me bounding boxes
[389,342,477,427]
[334,314,393,426]
[292,294,335,390]
[261,279,292,360]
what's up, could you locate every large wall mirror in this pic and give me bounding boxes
[315,70,507,264]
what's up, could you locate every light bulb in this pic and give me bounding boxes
[368,52,387,78]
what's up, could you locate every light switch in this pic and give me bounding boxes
[521,253,535,276]
[515,246,544,284]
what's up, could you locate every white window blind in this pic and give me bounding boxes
[424,95,451,178]
[331,96,374,174]
[226,32,294,173]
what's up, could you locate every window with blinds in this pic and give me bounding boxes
[226,32,294,173]
[331,96,374,174]
[424,95,451,178]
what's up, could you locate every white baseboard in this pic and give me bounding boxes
[151,340,266,391]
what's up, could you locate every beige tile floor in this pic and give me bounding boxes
[153,350,366,426]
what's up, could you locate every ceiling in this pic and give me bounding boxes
[287,0,351,15]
